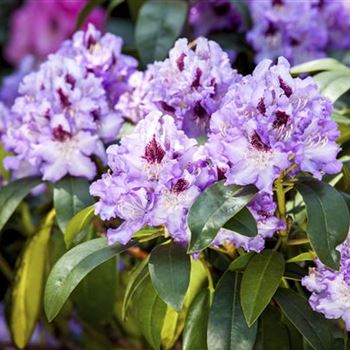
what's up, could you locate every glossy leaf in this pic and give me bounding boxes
[54,177,94,233]
[253,305,290,350]
[296,178,349,269]
[291,58,349,75]
[207,271,257,350]
[223,207,258,237]
[73,258,117,324]
[64,205,95,249]
[229,252,254,271]
[188,181,257,253]
[135,0,188,64]
[10,210,55,349]
[132,276,167,350]
[241,250,285,326]
[274,288,332,350]
[44,237,133,322]
[183,289,211,350]
[161,258,208,349]
[149,243,191,311]
[0,176,41,232]
[319,74,350,102]
[122,256,150,320]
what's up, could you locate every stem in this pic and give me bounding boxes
[288,238,310,246]
[275,176,288,245]
[0,254,13,281]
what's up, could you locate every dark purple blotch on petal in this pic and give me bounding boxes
[144,135,166,164]
[257,98,266,114]
[57,88,70,107]
[191,68,202,89]
[171,178,189,193]
[65,74,76,89]
[273,110,289,128]
[159,101,176,114]
[52,124,71,142]
[279,77,292,97]
[176,53,186,71]
[251,131,270,151]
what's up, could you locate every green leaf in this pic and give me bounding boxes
[44,237,133,322]
[291,58,349,75]
[296,178,349,269]
[241,250,285,326]
[127,0,144,21]
[319,74,350,102]
[161,258,208,350]
[183,289,211,350]
[313,71,345,91]
[207,271,257,350]
[253,305,290,350]
[107,0,124,14]
[54,177,94,234]
[229,252,255,271]
[149,243,191,311]
[274,288,332,350]
[135,0,188,65]
[223,207,258,237]
[122,256,150,320]
[73,258,117,324]
[188,181,257,253]
[132,276,167,350]
[10,210,55,349]
[64,205,95,249]
[0,176,41,232]
[286,251,316,263]
[76,0,105,29]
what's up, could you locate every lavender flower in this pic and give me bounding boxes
[302,232,350,330]
[213,192,284,252]
[115,37,240,137]
[247,0,328,65]
[90,111,216,245]
[59,24,138,106]
[189,0,242,37]
[3,25,137,182]
[206,57,341,192]
[3,54,113,182]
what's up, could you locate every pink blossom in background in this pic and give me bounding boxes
[5,0,106,65]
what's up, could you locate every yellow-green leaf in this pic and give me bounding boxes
[10,210,55,349]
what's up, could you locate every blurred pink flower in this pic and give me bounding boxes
[5,0,105,64]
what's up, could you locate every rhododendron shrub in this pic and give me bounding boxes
[1,1,350,350]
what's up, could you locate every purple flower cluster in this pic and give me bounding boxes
[90,111,216,245]
[247,0,350,65]
[116,37,239,137]
[213,192,284,252]
[206,57,341,193]
[3,25,136,182]
[302,232,350,330]
[189,0,242,37]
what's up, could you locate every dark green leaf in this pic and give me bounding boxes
[229,252,255,271]
[0,176,41,233]
[122,256,150,320]
[296,178,349,269]
[127,0,144,21]
[107,18,135,48]
[73,258,117,324]
[149,243,191,311]
[223,207,258,237]
[183,289,211,350]
[132,276,167,350]
[274,288,332,350]
[241,250,285,326]
[207,271,257,350]
[107,0,124,14]
[188,181,257,253]
[44,237,133,322]
[64,205,95,249]
[10,211,55,349]
[253,305,290,350]
[54,177,94,233]
[135,0,188,64]
[76,0,105,30]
